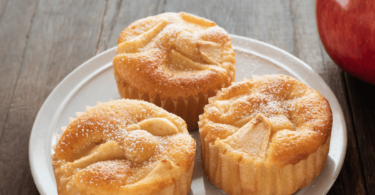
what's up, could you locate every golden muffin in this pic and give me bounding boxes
[113,12,236,130]
[51,99,196,195]
[199,75,332,195]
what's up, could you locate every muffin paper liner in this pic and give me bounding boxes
[158,161,195,195]
[116,80,219,130]
[200,126,331,195]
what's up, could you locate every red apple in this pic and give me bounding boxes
[316,0,375,85]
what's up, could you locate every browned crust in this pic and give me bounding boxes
[52,99,196,195]
[198,75,333,194]
[113,13,236,130]
[113,52,232,99]
[200,75,332,167]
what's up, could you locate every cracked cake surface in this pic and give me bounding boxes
[199,75,332,195]
[113,12,236,130]
[51,99,196,195]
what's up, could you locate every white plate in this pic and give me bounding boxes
[29,35,347,195]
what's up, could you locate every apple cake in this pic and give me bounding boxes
[51,99,196,195]
[113,12,236,130]
[199,75,332,195]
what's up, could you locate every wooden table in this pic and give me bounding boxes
[0,0,373,194]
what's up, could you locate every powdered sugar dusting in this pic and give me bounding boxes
[53,99,195,190]
[113,13,236,100]
[205,75,331,136]
[117,13,228,74]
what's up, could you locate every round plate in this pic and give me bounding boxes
[29,35,347,195]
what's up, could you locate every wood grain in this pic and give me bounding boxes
[345,73,375,194]
[96,0,122,54]
[0,0,9,22]
[97,0,165,53]
[0,0,105,194]
[0,0,38,141]
[0,0,39,194]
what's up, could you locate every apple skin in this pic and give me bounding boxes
[316,0,375,85]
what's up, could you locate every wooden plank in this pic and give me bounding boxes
[290,0,366,194]
[0,0,38,139]
[0,0,106,194]
[0,0,39,194]
[345,73,375,194]
[0,0,9,22]
[96,0,122,54]
[97,0,165,53]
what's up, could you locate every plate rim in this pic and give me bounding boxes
[29,34,347,195]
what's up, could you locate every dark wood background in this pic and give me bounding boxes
[0,0,373,194]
